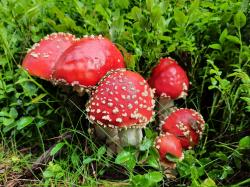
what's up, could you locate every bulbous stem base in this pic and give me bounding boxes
[118,128,143,148]
[94,126,143,153]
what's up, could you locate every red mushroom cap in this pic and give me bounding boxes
[52,35,125,89]
[86,69,155,129]
[150,57,177,76]
[161,108,205,149]
[155,133,184,167]
[148,57,189,99]
[22,32,77,80]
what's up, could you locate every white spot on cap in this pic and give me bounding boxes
[112,107,119,114]
[116,118,123,123]
[107,102,113,107]
[102,115,112,121]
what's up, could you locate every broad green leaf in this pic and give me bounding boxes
[239,136,250,149]
[146,155,159,169]
[151,6,162,25]
[220,166,233,180]
[97,146,106,158]
[234,11,246,28]
[219,29,228,44]
[36,120,47,128]
[132,175,148,186]
[158,35,171,42]
[210,151,228,161]
[145,171,163,183]
[191,166,199,180]
[209,44,221,50]
[115,149,136,170]
[115,150,132,164]
[139,138,152,151]
[132,172,163,186]
[114,0,129,9]
[43,170,54,178]
[174,9,187,26]
[168,43,178,53]
[166,153,180,162]
[245,106,250,112]
[201,178,217,187]
[71,152,80,167]
[96,0,109,8]
[146,0,154,11]
[240,0,249,12]
[0,110,10,117]
[1,117,14,126]
[226,35,241,44]
[127,6,142,21]
[9,108,18,119]
[21,82,37,96]
[50,143,65,156]
[16,117,33,130]
[82,157,94,164]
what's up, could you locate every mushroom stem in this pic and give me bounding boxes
[158,97,175,121]
[95,125,143,152]
[118,128,143,148]
[94,125,120,153]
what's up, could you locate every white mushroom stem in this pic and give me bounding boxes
[94,125,143,153]
[118,128,143,148]
[158,97,175,121]
[94,125,120,154]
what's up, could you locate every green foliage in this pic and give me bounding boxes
[131,171,163,186]
[43,162,65,186]
[0,0,249,186]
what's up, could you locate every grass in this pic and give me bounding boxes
[0,0,250,186]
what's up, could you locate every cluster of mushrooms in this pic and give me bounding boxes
[22,32,205,170]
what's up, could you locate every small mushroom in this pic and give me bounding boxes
[22,32,77,80]
[161,108,205,149]
[86,69,155,151]
[148,58,189,119]
[52,35,125,94]
[155,133,184,169]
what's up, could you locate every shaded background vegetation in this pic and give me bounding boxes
[0,0,249,186]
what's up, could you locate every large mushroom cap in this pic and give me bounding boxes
[52,35,125,89]
[148,57,189,99]
[155,133,184,168]
[161,108,205,149]
[86,69,155,129]
[22,32,77,80]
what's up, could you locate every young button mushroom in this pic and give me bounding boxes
[148,58,189,119]
[86,69,155,151]
[155,133,184,169]
[161,108,205,149]
[22,32,77,80]
[52,35,125,94]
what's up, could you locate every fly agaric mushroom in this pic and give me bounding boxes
[22,32,77,80]
[155,133,184,169]
[161,108,205,149]
[52,35,125,94]
[86,69,155,151]
[148,58,189,119]
[148,57,189,99]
